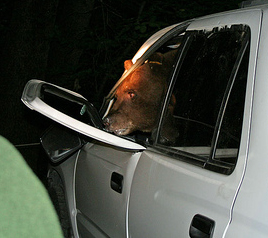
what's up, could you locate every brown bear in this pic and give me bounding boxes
[103,50,178,143]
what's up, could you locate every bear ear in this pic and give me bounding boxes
[124,60,133,71]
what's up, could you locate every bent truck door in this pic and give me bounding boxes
[128,9,261,238]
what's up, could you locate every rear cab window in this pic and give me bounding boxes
[154,25,250,175]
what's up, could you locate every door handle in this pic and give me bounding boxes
[110,172,123,193]
[189,214,215,238]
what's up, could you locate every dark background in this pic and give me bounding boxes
[0,0,241,180]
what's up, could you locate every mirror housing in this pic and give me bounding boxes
[21,80,146,151]
[41,125,83,163]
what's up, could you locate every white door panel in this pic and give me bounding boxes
[128,10,261,238]
[75,142,142,237]
[128,149,242,237]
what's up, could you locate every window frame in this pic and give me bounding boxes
[152,25,251,175]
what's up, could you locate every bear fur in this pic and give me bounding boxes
[103,50,178,143]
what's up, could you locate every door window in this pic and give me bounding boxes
[156,25,250,175]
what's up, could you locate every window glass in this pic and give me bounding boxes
[213,47,249,165]
[157,25,250,174]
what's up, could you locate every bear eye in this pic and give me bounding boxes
[128,91,136,99]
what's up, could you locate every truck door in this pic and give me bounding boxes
[128,10,261,238]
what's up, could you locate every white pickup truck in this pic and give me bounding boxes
[22,1,268,237]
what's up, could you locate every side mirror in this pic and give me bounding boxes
[21,80,145,151]
[41,125,83,163]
